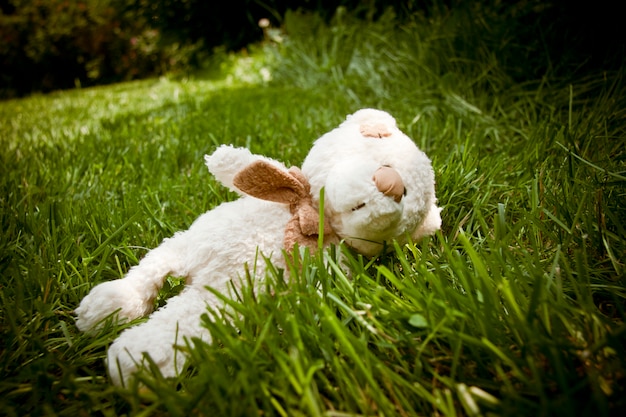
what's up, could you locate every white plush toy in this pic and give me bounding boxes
[75,108,441,386]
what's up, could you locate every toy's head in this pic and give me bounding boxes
[302,109,441,256]
[205,108,441,258]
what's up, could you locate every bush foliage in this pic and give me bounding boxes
[2,0,624,98]
[0,0,387,97]
[1,0,155,97]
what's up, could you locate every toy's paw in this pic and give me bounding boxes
[106,325,185,386]
[413,204,442,240]
[360,123,392,138]
[75,280,154,333]
[345,108,397,138]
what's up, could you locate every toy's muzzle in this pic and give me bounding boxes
[373,166,404,203]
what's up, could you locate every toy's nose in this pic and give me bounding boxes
[373,166,404,203]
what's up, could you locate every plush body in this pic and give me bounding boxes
[75,109,441,386]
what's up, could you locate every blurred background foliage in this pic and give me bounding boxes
[0,0,623,98]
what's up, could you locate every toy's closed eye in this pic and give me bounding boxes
[352,203,366,211]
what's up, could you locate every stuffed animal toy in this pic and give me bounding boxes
[75,108,441,386]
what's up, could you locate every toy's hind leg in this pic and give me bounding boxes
[107,286,217,386]
[75,235,190,333]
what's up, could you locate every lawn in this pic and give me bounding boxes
[1,5,625,417]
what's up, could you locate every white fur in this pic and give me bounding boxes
[75,109,441,385]
[302,108,440,256]
[75,191,291,385]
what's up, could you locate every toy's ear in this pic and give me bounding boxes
[205,145,290,194]
[233,160,306,204]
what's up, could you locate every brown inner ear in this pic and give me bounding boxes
[233,160,334,255]
[233,160,306,204]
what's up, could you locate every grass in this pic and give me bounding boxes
[1,3,625,416]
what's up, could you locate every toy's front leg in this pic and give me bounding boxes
[107,287,216,386]
[412,204,442,240]
[75,236,188,333]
